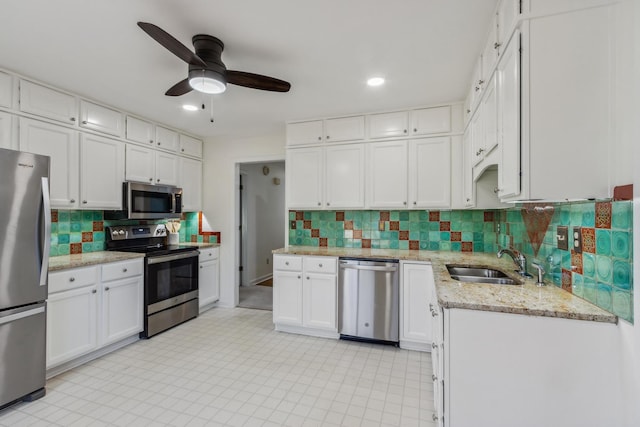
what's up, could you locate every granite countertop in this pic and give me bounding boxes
[273,246,617,324]
[49,251,145,272]
[180,242,221,249]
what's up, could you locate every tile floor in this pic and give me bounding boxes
[0,308,436,427]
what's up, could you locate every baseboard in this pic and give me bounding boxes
[247,273,273,286]
[275,323,339,339]
[399,339,432,352]
[46,335,139,379]
[199,301,219,314]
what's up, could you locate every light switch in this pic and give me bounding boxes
[557,226,568,251]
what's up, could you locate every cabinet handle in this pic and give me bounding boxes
[317,202,321,206]
[92,289,97,294]
[285,261,289,265]
[306,276,310,280]
[478,79,484,85]
[493,187,502,194]
[466,109,471,114]
[403,201,407,205]
[326,202,330,206]
[156,179,160,183]
[433,414,439,421]
[403,129,407,134]
[466,198,471,202]
[476,148,484,156]
[413,128,417,133]
[317,136,322,141]
[319,263,323,268]
[150,140,154,144]
[70,199,75,203]
[149,178,153,182]
[432,309,439,317]
[200,265,203,269]
[70,117,76,122]
[475,86,480,92]
[123,268,128,272]
[82,120,88,125]
[432,374,437,381]
[181,148,185,152]
[105,287,110,291]
[326,135,330,140]
[413,201,417,205]
[297,275,301,279]
[494,42,502,50]
[69,277,75,282]
[157,142,161,146]
[82,200,87,204]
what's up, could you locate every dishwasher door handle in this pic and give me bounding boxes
[339,264,398,272]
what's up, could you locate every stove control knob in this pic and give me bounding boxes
[118,230,125,236]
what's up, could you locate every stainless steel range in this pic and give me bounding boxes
[106,224,199,338]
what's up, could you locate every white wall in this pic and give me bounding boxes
[202,131,286,307]
[240,162,285,286]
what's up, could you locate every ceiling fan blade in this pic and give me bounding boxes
[227,71,291,92]
[165,78,193,96]
[138,22,207,67]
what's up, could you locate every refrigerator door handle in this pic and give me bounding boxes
[40,177,51,287]
[0,305,45,326]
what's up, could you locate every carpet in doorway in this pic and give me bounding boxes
[238,285,272,311]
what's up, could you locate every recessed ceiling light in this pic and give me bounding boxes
[182,104,198,111]
[367,77,385,87]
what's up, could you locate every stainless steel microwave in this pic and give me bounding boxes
[123,182,182,219]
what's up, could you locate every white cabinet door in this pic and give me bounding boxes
[199,251,220,308]
[482,74,499,157]
[154,151,179,186]
[303,273,336,331]
[325,144,365,209]
[101,276,143,346]
[367,140,408,208]
[126,116,154,145]
[179,134,203,158]
[80,134,124,209]
[498,0,519,46]
[286,147,323,209]
[470,107,484,167]
[79,100,124,137]
[273,271,303,326]
[0,112,15,150]
[286,120,323,146]
[324,116,365,142]
[400,263,432,349]
[0,71,12,108]
[19,80,78,124]
[411,106,451,136]
[125,144,155,184]
[481,13,499,79]
[408,137,451,209]
[156,126,179,152]
[368,111,409,139]
[46,285,98,368]
[179,157,202,211]
[463,128,475,207]
[498,30,521,199]
[19,118,79,208]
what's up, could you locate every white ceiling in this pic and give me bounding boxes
[0,0,497,140]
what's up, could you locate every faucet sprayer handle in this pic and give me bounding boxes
[531,262,545,286]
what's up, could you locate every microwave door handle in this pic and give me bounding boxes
[171,194,176,213]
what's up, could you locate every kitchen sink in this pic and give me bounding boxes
[446,265,522,285]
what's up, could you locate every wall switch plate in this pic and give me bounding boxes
[572,227,582,253]
[557,226,569,250]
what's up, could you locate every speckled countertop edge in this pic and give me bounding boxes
[49,251,145,272]
[180,243,221,249]
[273,246,617,324]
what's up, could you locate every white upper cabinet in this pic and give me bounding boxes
[498,0,519,45]
[0,71,12,108]
[80,100,124,137]
[325,143,365,209]
[287,120,323,146]
[0,112,15,150]
[179,134,203,158]
[19,118,79,208]
[179,157,202,211]
[368,111,409,139]
[408,137,451,209]
[19,80,78,124]
[154,151,179,186]
[481,12,500,77]
[125,116,154,146]
[411,106,451,136]
[286,147,324,209]
[155,126,180,152]
[324,116,365,143]
[463,129,475,207]
[481,74,499,158]
[80,134,124,209]
[125,144,155,184]
[367,140,408,208]
[469,56,484,111]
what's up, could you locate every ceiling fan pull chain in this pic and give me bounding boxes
[210,97,214,123]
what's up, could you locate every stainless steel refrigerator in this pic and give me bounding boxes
[0,148,50,409]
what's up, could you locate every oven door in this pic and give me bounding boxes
[145,251,199,314]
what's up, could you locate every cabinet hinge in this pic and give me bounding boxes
[239,225,242,231]
[239,184,244,190]
[239,266,243,272]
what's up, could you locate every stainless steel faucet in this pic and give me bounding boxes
[497,249,532,277]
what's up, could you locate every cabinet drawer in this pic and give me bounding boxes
[101,259,143,282]
[49,266,98,293]
[303,257,337,274]
[274,255,302,271]
[199,247,220,261]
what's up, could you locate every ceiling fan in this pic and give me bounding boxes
[137,22,291,96]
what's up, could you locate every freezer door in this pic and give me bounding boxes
[0,148,51,310]
[0,303,46,408]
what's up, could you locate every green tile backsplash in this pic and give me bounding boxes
[50,211,217,256]
[289,200,633,323]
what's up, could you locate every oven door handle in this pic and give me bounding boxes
[147,251,199,265]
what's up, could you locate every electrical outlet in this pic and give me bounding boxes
[379,221,386,231]
[572,227,582,253]
[557,226,569,251]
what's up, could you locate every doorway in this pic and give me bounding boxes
[237,161,285,310]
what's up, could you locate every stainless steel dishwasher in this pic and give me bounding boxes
[338,258,399,345]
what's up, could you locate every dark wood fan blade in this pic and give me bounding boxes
[165,78,193,96]
[227,71,291,92]
[138,22,207,67]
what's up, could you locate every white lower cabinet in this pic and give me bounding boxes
[399,262,434,351]
[47,259,143,371]
[273,254,337,338]
[199,247,220,310]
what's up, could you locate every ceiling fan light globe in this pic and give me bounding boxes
[189,76,226,94]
